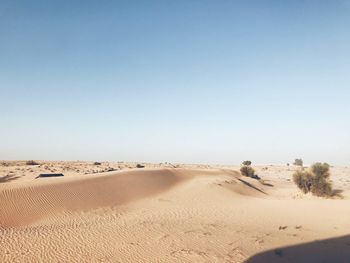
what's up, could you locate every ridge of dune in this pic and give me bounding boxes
[0,168,188,227]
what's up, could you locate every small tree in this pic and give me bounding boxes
[242,160,252,166]
[293,158,303,167]
[293,162,333,197]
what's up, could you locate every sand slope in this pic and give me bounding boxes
[0,169,187,227]
[1,166,350,262]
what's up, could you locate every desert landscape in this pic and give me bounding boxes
[1,161,350,262]
[2,1,350,262]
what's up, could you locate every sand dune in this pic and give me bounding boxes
[0,168,269,227]
[1,164,350,262]
[0,169,188,227]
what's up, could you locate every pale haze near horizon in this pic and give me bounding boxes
[1,1,349,165]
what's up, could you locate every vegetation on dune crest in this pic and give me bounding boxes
[240,165,255,177]
[240,161,260,180]
[293,162,333,197]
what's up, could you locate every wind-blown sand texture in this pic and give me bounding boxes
[1,161,350,262]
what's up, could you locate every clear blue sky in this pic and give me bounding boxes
[1,0,349,165]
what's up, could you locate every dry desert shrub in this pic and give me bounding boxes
[293,162,333,197]
[240,165,255,177]
[242,160,252,166]
[293,158,303,167]
[293,170,313,194]
[240,161,260,179]
[26,160,39,165]
[0,162,9,167]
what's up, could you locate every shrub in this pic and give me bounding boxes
[240,161,260,179]
[93,162,102,165]
[26,160,39,165]
[136,164,145,168]
[293,162,333,197]
[311,162,330,179]
[293,158,303,167]
[240,165,255,178]
[293,170,312,194]
[311,176,332,196]
[242,160,252,166]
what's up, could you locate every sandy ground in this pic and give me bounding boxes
[1,161,350,262]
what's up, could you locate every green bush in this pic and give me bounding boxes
[311,176,333,196]
[293,158,303,167]
[293,162,333,197]
[242,160,252,166]
[311,162,330,179]
[240,161,260,179]
[293,170,312,194]
[240,165,255,178]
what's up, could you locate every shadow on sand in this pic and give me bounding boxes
[332,189,344,199]
[245,235,350,263]
[0,174,21,183]
[238,178,267,195]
